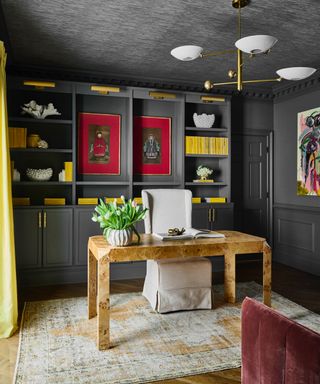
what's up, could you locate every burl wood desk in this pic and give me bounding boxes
[87,231,271,350]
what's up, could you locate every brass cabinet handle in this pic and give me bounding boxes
[38,212,42,228]
[44,211,47,228]
[211,208,215,223]
[208,208,212,222]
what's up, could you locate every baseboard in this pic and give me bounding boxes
[274,250,320,277]
[17,262,147,287]
[17,256,264,287]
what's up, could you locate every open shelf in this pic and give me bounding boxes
[9,117,73,125]
[185,126,228,132]
[76,181,130,186]
[185,182,227,186]
[10,148,72,153]
[185,154,228,158]
[12,181,72,186]
[133,181,181,186]
[184,95,231,202]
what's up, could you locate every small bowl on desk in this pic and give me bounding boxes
[26,168,53,182]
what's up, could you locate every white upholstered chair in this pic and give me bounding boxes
[142,189,212,313]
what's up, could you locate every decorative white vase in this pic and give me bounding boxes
[107,228,133,247]
[193,113,215,128]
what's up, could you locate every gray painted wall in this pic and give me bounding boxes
[273,87,320,275]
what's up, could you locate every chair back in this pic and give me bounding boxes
[142,189,192,234]
[242,297,320,383]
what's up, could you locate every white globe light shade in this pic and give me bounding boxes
[170,45,203,61]
[276,67,317,81]
[235,35,278,54]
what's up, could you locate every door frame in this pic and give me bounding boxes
[237,129,273,245]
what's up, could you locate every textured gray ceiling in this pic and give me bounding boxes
[2,0,320,88]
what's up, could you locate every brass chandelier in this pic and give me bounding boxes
[171,0,316,91]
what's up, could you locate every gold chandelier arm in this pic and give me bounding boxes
[211,81,238,86]
[201,49,237,58]
[243,77,282,84]
[204,77,282,90]
[238,4,241,39]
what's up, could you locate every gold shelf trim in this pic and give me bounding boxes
[23,81,56,89]
[149,91,177,100]
[90,85,121,95]
[201,96,226,103]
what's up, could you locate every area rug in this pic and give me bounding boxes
[14,282,320,384]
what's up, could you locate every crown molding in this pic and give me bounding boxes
[7,64,274,100]
[9,63,320,101]
[273,73,320,100]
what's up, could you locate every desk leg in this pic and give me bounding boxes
[97,257,110,350]
[263,242,272,307]
[224,251,236,303]
[88,249,97,319]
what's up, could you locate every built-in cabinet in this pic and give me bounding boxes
[192,204,234,230]
[74,207,100,266]
[14,209,42,269]
[42,208,73,267]
[14,208,73,269]
[8,76,234,285]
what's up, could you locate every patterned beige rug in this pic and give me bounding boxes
[14,282,320,384]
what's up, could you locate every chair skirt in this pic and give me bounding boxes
[142,258,212,313]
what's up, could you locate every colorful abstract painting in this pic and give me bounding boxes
[297,107,320,195]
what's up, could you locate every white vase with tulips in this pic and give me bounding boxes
[92,196,147,246]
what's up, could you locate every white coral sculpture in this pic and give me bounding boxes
[21,100,61,119]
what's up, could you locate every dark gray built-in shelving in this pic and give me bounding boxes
[8,76,233,285]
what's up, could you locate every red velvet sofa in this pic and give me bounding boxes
[241,297,320,384]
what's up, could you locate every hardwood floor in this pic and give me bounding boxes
[1,261,319,384]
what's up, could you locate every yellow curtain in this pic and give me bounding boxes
[0,41,18,338]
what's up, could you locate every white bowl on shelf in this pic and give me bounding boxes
[193,113,215,128]
[26,168,53,182]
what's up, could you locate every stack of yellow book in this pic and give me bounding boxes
[64,162,73,182]
[204,197,227,203]
[185,136,228,155]
[105,197,124,204]
[44,198,66,205]
[9,127,27,148]
[13,197,30,206]
[78,198,98,205]
[133,197,143,205]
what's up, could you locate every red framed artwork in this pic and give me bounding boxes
[133,116,171,175]
[78,112,121,175]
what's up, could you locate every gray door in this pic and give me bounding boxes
[242,134,270,238]
[43,208,73,267]
[74,207,100,266]
[13,209,42,269]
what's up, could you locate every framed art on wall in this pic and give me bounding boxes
[133,116,171,175]
[78,112,121,175]
[297,107,320,195]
